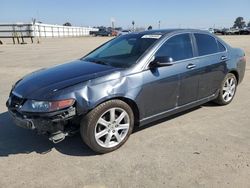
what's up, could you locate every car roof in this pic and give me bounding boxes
[139,29,211,36]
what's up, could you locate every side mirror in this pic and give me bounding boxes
[149,56,174,68]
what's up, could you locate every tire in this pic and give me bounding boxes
[214,73,237,105]
[80,100,134,153]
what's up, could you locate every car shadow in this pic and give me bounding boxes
[0,112,96,157]
[133,106,201,133]
[133,101,222,132]
[0,102,215,157]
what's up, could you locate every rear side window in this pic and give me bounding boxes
[194,33,218,56]
[218,41,226,52]
[156,34,193,61]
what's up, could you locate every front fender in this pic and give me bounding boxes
[73,73,143,115]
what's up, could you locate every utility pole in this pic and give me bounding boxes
[158,20,161,29]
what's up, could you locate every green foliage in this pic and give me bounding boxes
[63,22,72,26]
[233,17,246,28]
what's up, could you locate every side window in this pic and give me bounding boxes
[194,33,218,56]
[156,34,193,61]
[218,41,226,52]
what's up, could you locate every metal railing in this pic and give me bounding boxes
[0,23,98,44]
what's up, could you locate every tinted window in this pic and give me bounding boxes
[98,39,133,57]
[156,34,193,61]
[83,34,159,68]
[218,41,226,52]
[195,33,218,56]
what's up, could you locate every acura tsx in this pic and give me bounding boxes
[6,29,246,153]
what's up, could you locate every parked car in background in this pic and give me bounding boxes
[7,29,246,153]
[214,29,223,35]
[90,29,112,36]
[214,28,241,35]
[208,27,250,36]
[208,28,214,33]
[222,28,240,35]
[111,30,118,36]
[200,28,214,34]
[118,30,131,36]
[221,29,229,35]
[239,27,250,35]
[227,28,240,35]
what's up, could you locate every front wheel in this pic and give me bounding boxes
[214,73,237,105]
[80,100,134,153]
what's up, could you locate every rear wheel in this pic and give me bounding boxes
[214,73,237,105]
[80,100,134,153]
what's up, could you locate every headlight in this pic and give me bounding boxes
[21,99,75,112]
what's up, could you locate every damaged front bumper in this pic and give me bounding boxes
[8,106,77,143]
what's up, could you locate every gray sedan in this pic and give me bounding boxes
[7,29,246,153]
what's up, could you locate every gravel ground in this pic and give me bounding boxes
[0,35,250,188]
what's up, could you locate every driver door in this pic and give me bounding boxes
[139,33,198,119]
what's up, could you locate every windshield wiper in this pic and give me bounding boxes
[93,60,109,66]
[85,58,110,66]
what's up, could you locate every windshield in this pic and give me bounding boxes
[82,34,161,68]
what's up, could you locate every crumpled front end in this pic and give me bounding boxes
[6,92,78,143]
[6,67,143,144]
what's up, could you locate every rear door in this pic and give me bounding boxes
[193,33,227,99]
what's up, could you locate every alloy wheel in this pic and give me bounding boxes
[94,108,130,148]
[222,76,236,102]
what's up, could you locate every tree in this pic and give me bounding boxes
[63,22,72,26]
[233,17,246,29]
[248,21,250,27]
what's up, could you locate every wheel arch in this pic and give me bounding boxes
[89,96,140,127]
[228,70,239,83]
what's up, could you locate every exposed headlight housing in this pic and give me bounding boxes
[21,99,75,113]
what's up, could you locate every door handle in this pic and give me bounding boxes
[186,64,196,69]
[220,56,228,61]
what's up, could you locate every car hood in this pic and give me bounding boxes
[13,60,120,99]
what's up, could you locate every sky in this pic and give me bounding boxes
[1,0,250,29]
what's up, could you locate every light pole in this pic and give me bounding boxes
[111,18,115,29]
[158,20,161,29]
[132,21,135,32]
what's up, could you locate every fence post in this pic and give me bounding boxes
[12,37,15,44]
[43,26,45,38]
[38,25,41,38]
